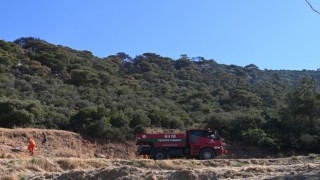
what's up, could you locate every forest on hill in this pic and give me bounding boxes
[1,37,320,153]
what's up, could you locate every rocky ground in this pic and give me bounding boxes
[1,128,320,180]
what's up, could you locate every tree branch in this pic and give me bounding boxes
[305,0,320,14]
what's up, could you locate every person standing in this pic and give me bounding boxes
[28,137,35,155]
[41,132,47,145]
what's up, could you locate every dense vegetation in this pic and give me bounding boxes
[1,37,320,153]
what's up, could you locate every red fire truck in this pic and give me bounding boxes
[136,129,228,160]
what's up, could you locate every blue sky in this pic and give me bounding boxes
[1,0,320,70]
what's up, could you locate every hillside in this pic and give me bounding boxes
[1,37,320,153]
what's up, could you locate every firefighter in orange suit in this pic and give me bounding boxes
[28,138,35,155]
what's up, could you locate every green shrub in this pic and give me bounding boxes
[133,125,146,135]
[241,128,277,149]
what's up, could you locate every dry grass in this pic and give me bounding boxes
[0,157,112,178]
[307,153,320,160]
[54,148,82,158]
[0,175,17,180]
[27,158,62,172]
[0,156,319,179]
[1,153,16,159]
[156,160,177,170]
[56,158,112,171]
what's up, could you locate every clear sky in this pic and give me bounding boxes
[1,0,320,70]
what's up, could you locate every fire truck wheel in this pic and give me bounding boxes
[152,150,167,160]
[199,148,215,160]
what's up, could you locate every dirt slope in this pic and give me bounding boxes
[0,128,136,159]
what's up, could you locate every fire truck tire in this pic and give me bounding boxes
[152,150,167,160]
[199,148,215,160]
